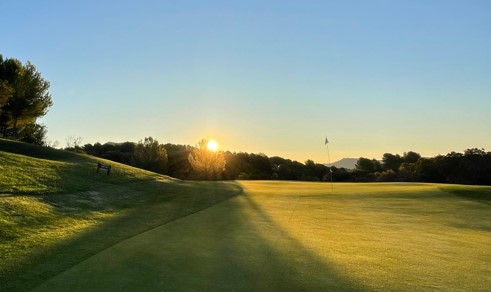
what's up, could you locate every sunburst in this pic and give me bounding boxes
[207,140,218,152]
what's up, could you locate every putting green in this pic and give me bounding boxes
[34,182,491,291]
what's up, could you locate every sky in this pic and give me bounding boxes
[1,0,490,163]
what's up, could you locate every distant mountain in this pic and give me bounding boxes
[325,158,358,170]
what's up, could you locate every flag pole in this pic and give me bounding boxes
[325,136,333,191]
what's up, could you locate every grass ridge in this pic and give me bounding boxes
[0,140,242,291]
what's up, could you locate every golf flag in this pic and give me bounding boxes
[325,136,329,145]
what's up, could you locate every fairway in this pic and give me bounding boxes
[33,182,491,291]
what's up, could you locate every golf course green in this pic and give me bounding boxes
[34,183,491,291]
[1,140,491,291]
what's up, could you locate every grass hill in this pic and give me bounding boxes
[0,139,241,291]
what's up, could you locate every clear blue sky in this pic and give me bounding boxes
[2,0,490,163]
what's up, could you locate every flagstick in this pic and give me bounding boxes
[325,138,333,192]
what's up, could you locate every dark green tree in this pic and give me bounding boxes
[403,151,421,163]
[17,122,47,145]
[382,153,403,172]
[131,137,168,174]
[303,159,328,181]
[414,157,444,183]
[399,162,417,181]
[376,169,399,182]
[270,156,295,180]
[223,151,242,180]
[248,153,273,179]
[355,157,382,173]
[0,80,13,110]
[164,143,193,179]
[0,55,52,141]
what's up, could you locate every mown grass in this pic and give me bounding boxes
[3,139,491,291]
[0,139,241,291]
[440,185,491,204]
[0,139,157,195]
[33,181,491,291]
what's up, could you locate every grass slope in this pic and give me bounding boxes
[0,139,241,291]
[33,181,491,291]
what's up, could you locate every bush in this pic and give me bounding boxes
[376,170,400,182]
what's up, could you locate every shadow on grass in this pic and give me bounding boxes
[0,139,79,162]
[0,180,243,292]
[213,191,368,291]
[0,138,160,196]
[440,186,491,205]
[32,184,368,291]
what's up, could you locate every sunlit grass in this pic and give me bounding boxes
[0,139,241,291]
[3,139,490,291]
[239,182,491,290]
[33,181,491,291]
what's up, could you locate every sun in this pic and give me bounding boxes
[207,140,219,152]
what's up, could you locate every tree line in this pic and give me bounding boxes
[353,149,491,185]
[2,54,489,186]
[78,139,491,185]
[0,55,52,144]
[79,138,333,181]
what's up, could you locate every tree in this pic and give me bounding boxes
[304,159,329,181]
[331,167,354,182]
[188,139,226,180]
[248,153,273,179]
[17,122,47,145]
[399,162,417,181]
[464,148,486,156]
[164,143,192,179]
[270,156,304,180]
[132,137,168,174]
[382,153,403,172]
[223,151,242,180]
[0,80,13,110]
[376,169,399,182]
[65,136,83,149]
[0,55,52,134]
[355,157,382,173]
[414,157,444,183]
[403,151,421,163]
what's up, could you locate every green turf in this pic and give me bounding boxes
[440,185,491,204]
[0,139,241,291]
[31,181,491,291]
[2,140,491,291]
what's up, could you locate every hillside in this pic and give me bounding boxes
[326,158,358,169]
[0,139,241,291]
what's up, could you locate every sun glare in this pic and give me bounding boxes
[207,140,218,152]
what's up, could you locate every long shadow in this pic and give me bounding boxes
[439,185,491,205]
[29,182,491,291]
[1,140,155,196]
[31,183,369,291]
[0,180,243,292]
[0,139,81,162]
[207,189,369,291]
